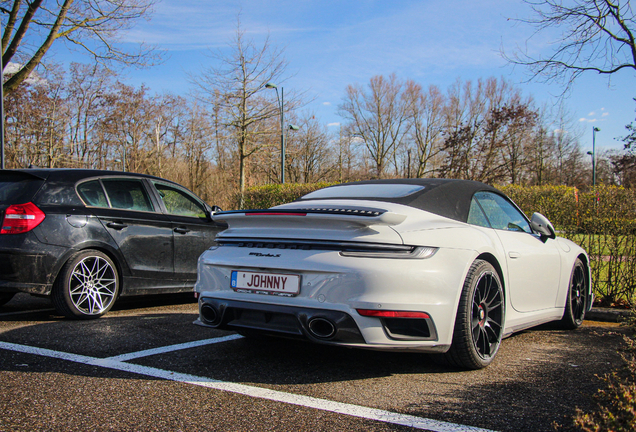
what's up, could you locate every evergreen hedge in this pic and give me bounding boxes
[238,182,636,306]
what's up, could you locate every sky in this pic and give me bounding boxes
[51,0,635,155]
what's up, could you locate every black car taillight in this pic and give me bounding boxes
[1,202,46,234]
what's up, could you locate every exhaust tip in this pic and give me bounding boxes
[201,304,220,326]
[308,317,336,339]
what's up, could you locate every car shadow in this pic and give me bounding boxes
[0,307,625,386]
[0,310,624,432]
[0,307,460,381]
[0,292,197,322]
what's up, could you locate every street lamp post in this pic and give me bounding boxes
[265,82,287,183]
[592,126,600,187]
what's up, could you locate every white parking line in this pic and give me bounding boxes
[0,340,497,432]
[105,334,244,362]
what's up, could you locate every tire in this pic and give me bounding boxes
[559,258,587,330]
[0,293,16,307]
[444,259,505,370]
[52,250,119,319]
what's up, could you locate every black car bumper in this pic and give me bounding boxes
[0,234,72,295]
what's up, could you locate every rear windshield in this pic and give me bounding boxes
[303,184,425,199]
[0,174,44,204]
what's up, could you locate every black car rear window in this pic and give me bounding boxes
[0,173,44,204]
[77,180,109,207]
[101,179,154,212]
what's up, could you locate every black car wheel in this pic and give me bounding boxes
[560,258,587,329]
[52,250,119,319]
[444,259,505,370]
[0,292,16,307]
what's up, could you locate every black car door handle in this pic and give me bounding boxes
[106,222,128,230]
[174,227,191,234]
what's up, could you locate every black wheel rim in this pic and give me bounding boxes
[69,256,117,315]
[471,271,504,360]
[570,264,586,324]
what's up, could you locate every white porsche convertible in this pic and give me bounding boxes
[194,179,592,369]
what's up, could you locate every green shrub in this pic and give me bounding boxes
[500,184,580,229]
[235,182,338,209]
[502,184,636,306]
[236,181,636,305]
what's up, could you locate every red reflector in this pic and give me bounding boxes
[246,212,307,216]
[357,309,430,319]
[1,202,46,234]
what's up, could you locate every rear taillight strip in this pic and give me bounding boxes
[357,309,431,319]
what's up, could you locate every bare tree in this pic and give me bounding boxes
[437,77,542,184]
[3,65,69,167]
[496,101,538,184]
[192,20,290,206]
[1,0,161,94]
[406,83,445,177]
[285,113,334,183]
[339,74,411,178]
[67,62,114,168]
[100,82,158,172]
[507,0,636,87]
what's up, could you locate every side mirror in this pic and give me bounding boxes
[530,212,556,240]
[208,205,223,219]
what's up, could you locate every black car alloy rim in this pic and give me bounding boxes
[69,256,117,315]
[471,271,504,359]
[570,264,586,324]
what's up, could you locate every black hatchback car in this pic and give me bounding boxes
[0,169,224,318]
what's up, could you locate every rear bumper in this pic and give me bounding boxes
[197,297,366,344]
[0,234,72,295]
[197,296,448,353]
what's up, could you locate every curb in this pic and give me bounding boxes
[587,307,633,323]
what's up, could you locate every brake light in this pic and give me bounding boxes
[1,202,46,234]
[246,212,307,216]
[357,309,430,319]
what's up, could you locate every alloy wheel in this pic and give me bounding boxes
[471,271,504,360]
[69,256,117,315]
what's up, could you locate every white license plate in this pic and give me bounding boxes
[231,270,300,296]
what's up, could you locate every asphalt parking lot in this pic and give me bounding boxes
[0,293,627,432]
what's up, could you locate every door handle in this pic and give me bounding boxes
[106,222,127,230]
[174,227,191,234]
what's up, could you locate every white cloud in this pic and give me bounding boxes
[3,62,46,86]
[327,122,340,127]
[323,102,331,106]
[602,112,609,117]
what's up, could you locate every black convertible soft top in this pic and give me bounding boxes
[298,178,504,223]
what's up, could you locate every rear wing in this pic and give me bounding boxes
[213,206,407,228]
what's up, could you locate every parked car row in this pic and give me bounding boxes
[0,169,223,318]
[1,170,592,369]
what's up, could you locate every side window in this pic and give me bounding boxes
[153,182,206,218]
[102,179,154,212]
[474,192,531,233]
[77,180,109,208]
[467,197,490,228]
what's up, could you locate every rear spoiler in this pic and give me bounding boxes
[213,206,407,227]
[0,169,49,181]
